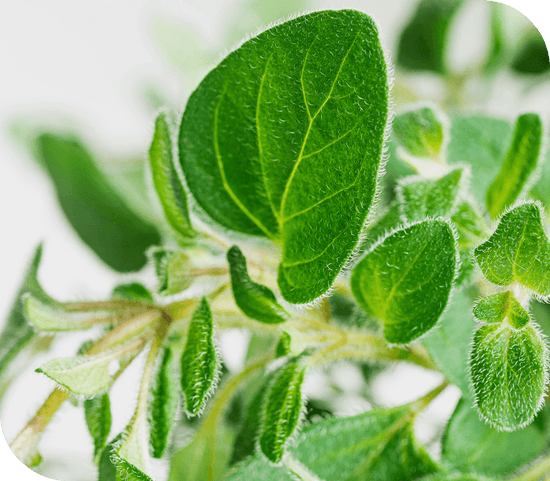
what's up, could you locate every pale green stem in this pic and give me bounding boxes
[513,455,550,481]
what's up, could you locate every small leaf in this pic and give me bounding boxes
[84,393,112,463]
[259,360,305,463]
[393,105,448,160]
[113,456,154,481]
[351,220,458,344]
[451,200,488,248]
[179,10,389,304]
[150,247,195,296]
[149,111,195,239]
[275,332,291,358]
[511,27,550,75]
[397,167,465,222]
[112,283,153,303]
[34,133,161,272]
[181,298,220,416]
[442,397,545,476]
[397,0,465,74]
[469,301,549,430]
[474,202,550,298]
[227,246,288,324]
[148,346,178,458]
[473,291,530,329]
[24,295,116,331]
[486,113,544,219]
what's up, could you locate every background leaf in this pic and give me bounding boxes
[511,26,550,75]
[179,10,389,303]
[84,393,112,463]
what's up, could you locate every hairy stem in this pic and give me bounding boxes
[513,454,550,481]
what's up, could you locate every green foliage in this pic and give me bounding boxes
[393,105,447,160]
[473,291,530,329]
[486,114,544,219]
[180,298,220,416]
[150,248,194,296]
[474,202,550,297]
[259,360,305,463]
[227,246,288,324]
[34,133,161,272]
[148,346,178,458]
[351,220,458,344]
[442,397,545,476]
[397,0,465,73]
[178,10,389,304]
[149,111,195,239]
[275,332,291,358]
[84,393,112,463]
[112,283,154,303]
[512,27,550,75]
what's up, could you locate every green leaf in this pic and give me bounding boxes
[474,202,550,298]
[486,113,544,219]
[259,360,305,463]
[227,246,288,324]
[24,295,116,331]
[113,456,154,481]
[447,115,512,205]
[442,397,545,476]
[396,0,465,74]
[179,10,389,304]
[148,346,178,458]
[423,289,476,393]
[393,105,448,160]
[149,111,195,239]
[511,27,550,75]
[397,167,465,222]
[473,291,530,329]
[84,393,112,463]
[112,283,153,303]
[224,455,293,480]
[275,332,292,359]
[290,404,439,480]
[469,310,549,430]
[351,220,458,344]
[451,200,488,249]
[181,298,220,416]
[99,434,154,481]
[98,435,122,481]
[150,248,195,296]
[0,244,51,379]
[34,133,161,272]
[482,2,506,75]
[531,141,550,209]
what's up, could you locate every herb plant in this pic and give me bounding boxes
[3,5,550,481]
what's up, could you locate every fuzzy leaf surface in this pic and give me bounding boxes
[398,168,464,222]
[35,133,160,272]
[393,106,447,160]
[473,291,530,329]
[179,10,389,304]
[469,317,549,430]
[227,246,288,324]
[148,346,178,458]
[259,360,305,463]
[150,112,195,238]
[351,220,457,344]
[84,393,112,463]
[442,397,545,476]
[180,298,219,416]
[451,200,488,248]
[150,248,194,296]
[486,113,543,219]
[474,202,550,297]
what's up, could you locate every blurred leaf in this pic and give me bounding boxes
[512,27,550,75]
[531,145,550,209]
[442,397,545,476]
[35,133,161,272]
[224,455,293,480]
[473,291,530,329]
[486,114,544,219]
[84,393,112,463]
[483,2,506,74]
[397,0,465,74]
[275,332,291,359]
[150,248,195,296]
[112,283,153,303]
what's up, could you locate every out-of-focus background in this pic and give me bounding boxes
[0,0,549,480]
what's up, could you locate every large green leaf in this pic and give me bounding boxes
[179,10,389,303]
[442,397,545,476]
[351,220,458,344]
[35,133,161,272]
[469,292,549,430]
[84,393,112,463]
[486,113,544,219]
[396,0,465,74]
[474,202,550,298]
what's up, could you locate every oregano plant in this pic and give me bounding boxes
[3,4,550,481]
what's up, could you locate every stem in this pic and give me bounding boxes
[513,455,550,481]
[63,299,157,312]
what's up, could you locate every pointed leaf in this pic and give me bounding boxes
[117,421,149,475]
[474,202,550,298]
[84,393,112,462]
[181,298,220,416]
[34,133,161,272]
[227,246,288,324]
[397,167,465,222]
[150,111,195,239]
[259,360,305,463]
[469,315,549,430]
[179,10,389,304]
[113,456,154,481]
[393,105,448,160]
[351,220,458,344]
[442,397,545,476]
[112,283,153,303]
[148,346,178,458]
[486,113,544,218]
